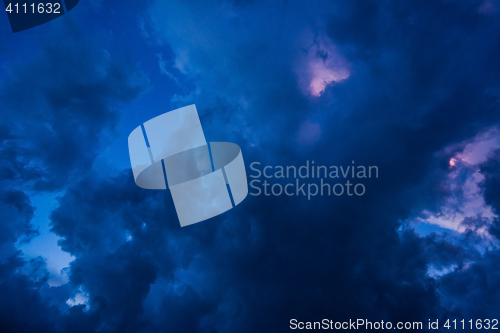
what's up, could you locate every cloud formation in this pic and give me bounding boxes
[2,0,500,332]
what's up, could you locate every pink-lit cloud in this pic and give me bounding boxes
[295,32,350,97]
[409,127,500,252]
[455,127,500,165]
[308,59,350,96]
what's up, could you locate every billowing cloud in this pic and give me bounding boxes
[295,31,350,97]
[2,0,500,332]
[409,128,500,248]
[0,7,149,332]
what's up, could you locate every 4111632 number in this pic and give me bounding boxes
[5,3,61,14]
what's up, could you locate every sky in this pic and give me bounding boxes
[1,0,500,332]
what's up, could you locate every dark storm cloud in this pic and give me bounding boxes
[143,0,500,330]
[0,190,35,247]
[0,9,149,333]
[438,250,500,319]
[0,183,59,332]
[43,0,500,331]
[0,255,59,333]
[0,23,148,191]
[44,170,465,332]
[480,151,500,239]
[3,0,500,332]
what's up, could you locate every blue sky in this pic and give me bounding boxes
[1,0,500,332]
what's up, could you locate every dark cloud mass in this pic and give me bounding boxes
[0,5,149,332]
[1,0,500,332]
[0,23,148,191]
